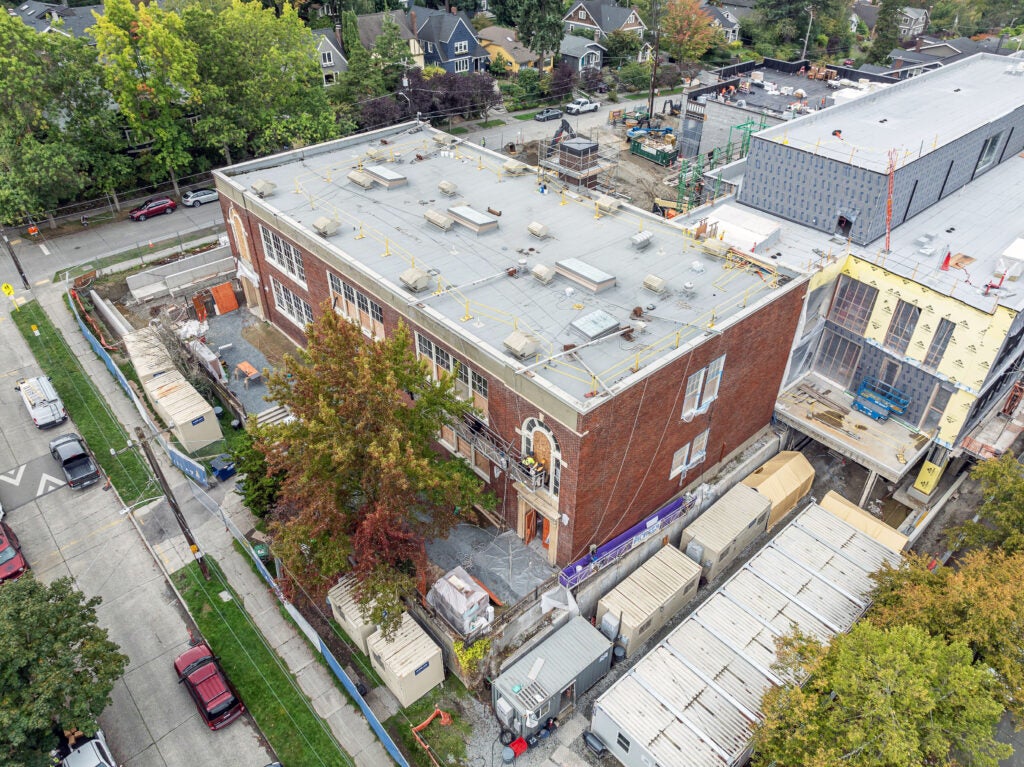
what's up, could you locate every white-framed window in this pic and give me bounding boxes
[670,429,710,479]
[454,57,470,73]
[321,50,334,67]
[976,131,1004,175]
[578,9,585,18]
[690,429,709,466]
[426,41,434,53]
[259,225,306,284]
[682,369,705,415]
[323,72,337,85]
[522,417,561,496]
[702,355,725,407]
[416,334,489,419]
[670,443,690,478]
[454,40,468,54]
[328,272,384,339]
[271,279,314,328]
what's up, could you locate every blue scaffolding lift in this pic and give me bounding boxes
[852,376,910,422]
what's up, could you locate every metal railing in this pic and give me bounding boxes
[448,413,546,490]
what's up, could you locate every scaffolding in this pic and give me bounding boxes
[674,115,768,212]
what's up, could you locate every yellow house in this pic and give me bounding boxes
[477,26,553,73]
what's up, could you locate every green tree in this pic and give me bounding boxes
[954,452,1024,552]
[490,0,523,28]
[231,425,284,517]
[374,12,412,91]
[754,622,1011,767]
[335,10,385,101]
[0,577,128,767]
[618,60,651,90]
[91,0,200,196]
[867,0,901,64]
[489,51,511,77]
[260,309,492,638]
[661,0,722,63]
[515,0,566,59]
[869,550,1024,719]
[604,29,642,67]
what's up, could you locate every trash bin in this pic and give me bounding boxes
[252,543,271,566]
[211,454,236,482]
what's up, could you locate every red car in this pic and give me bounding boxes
[174,641,245,730]
[0,522,29,582]
[129,196,177,221]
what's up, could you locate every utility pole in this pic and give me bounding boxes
[134,426,210,580]
[0,225,31,290]
[647,0,662,120]
[801,5,815,61]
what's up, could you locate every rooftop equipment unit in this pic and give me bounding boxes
[631,231,653,250]
[643,274,667,294]
[312,216,340,237]
[528,222,550,239]
[532,263,555,284]
[595,195,621,213]
[399,267,431,292]
[438,180,458,196]
[250,179,276,198]
[424,210,454,231]
[503,329,541,359]
[503,159,529,175]
[434,134,457,147]
[347,169,375,189]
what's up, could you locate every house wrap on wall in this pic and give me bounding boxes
[212,122,808,569]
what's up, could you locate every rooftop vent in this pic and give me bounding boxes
[503,159,529,175]
[438,180,458,196]
[364,164,408,189]
[532,264,555,284]
[528,222,550,239]
[571,309,620,341]
[399,267,431,292]
[503,329,541,359]
[250,179,276,198]
[631,231,653,250]
[555,258,616,293]
[424,209,454,231]
[643,274,667,294]
[595,195,621,213]
[434,134,457,147]
[312,216,340,237]
[347,170,375,189]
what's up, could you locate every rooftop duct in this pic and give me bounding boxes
[503,329,541,359]
[424,210,454,231]
[399,267,431,292]
[312,217,340,237]
[532,264,555,284]
[250,179,276,198]
[347,170,375,189]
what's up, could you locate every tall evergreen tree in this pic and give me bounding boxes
[335,10,385,101]
[868,0,901,64]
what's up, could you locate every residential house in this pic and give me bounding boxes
[703,5,739,43]
[356,11,425,69]
[560,35,607,72]
[477,26,552,72]
[407,5,489,73]
[850,0,879,34]
[313,28,348,86]
[11,0,102,39]
[719,0,756,23]
[213,121,808,569]
[897,6,929,39]
[885,35,1016,79]
[562,0,649,60]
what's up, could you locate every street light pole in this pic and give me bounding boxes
[133,426,210,580]
[801,6,815,61]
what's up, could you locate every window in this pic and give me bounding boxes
[617,733,630,752]
[920,384,952,433]
[814,329,862,387]
[472,371,488,399]
[923,318,955,369]
[828,275,877,334]
[702,355,725,407]
[454,40,468,54]
[578,9,586,18]
[689,429,709,466]
[323,72,337,85]
[454,57,469,73]
[670,443,690,479]
[259,225,306,283]
[321,51,333,67]
[426,41,434,53]
[682,369,705,415]
[271,279,314,327]
[328,272,384,339]
[976,132,1004,175]
[884,300,920,355]
[435,347,451,372]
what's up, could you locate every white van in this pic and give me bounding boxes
[55,730,118,767]
[15,376,68,428]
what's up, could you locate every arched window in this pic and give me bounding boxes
[522,418,561,495]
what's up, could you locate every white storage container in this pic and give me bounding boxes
[679,483,770,583]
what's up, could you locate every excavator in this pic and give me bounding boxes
[550,119,577,150]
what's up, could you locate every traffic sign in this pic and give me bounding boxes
[1,283,13,296]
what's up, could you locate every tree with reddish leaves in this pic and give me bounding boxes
[358,96,405,131]
[259,309,492,637]
[661,0,723,64]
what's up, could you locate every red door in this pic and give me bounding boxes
[524,509,537,545]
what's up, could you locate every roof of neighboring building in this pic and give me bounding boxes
[756,53,1024,174]
[477,25,541,65]
[312,28,349,70]
[902,6,929,19]
[215,122,803,409]
[567,0,646,33]
[355,11,416,52]
[593,502,902,767]
[366,613,440,675]
[11,0,102,38]
[412,6,488,61]
[852,0,879,29]
[704,5,738,29]
[559,35,607,58]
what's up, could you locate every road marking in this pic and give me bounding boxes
[34,278,50,286]
[0,465,26,486]
[38,243,50,256]
[37,472,65,496]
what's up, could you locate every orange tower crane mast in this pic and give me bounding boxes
[885,148,898,252]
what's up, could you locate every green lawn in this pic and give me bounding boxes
[385,677,474,767]
[174,558,352,767]
[11,300,153,504]
[513,111,542,121]
[478,119,505,129]
[449,127,469,135]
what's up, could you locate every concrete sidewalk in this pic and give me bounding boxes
[33,282,393,767]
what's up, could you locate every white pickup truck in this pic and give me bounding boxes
[566,97,601,115]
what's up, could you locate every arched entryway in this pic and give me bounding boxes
[517,418,562,565]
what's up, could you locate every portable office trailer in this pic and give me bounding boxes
[326,576,377,655]
[123,328,174,385]
[591,502,904,767]
[741,450,815,528]
[144,371,222,452]
[492,616,612,738]
[366,613,444,708]
[679,483,770,583]
[595,546,701,657]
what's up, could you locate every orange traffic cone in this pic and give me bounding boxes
[940,251,951,271]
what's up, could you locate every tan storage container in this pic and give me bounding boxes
[327,576,377,655]
[679,483,771,583]
[367,614,444,708]
[741,451,815,528]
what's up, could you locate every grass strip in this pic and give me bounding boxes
[384,677,473,767]
[478,120,505,129]
[174,558,351,767]
[11,299,152,504]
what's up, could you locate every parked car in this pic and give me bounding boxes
[15,375,67,428]
[129,196,177,221]
[534,107,563,122]
[181,188,219,207]
[174,641,245,730]
[566,97,601,115]
[0,521,28,582]
[49,433,102,490]
[53,730,117,767]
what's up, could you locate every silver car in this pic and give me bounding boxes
[181,188,220,207]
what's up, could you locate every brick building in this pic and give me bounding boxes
[213,124,807,568]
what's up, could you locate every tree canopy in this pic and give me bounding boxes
[753,622,1011,767]
[867,0,901,64]
[953,452,1024,553]
[514,0,566,59]
[259,309,492,637]
[0,577,128,767]
[661,0,721,64]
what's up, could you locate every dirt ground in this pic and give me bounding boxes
[240,321,300,370]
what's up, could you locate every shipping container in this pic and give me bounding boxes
[679,483,771,583]
[366,613,444,709]
[326,576,377,655]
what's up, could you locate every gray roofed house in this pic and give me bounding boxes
[897,6,929,40]
[10,0,103,40]
[408,5,489,73]
[851,0,879,32]
[563,0,647,39]
[312,28,348,87]
[720,0,755,22]
[559,34,607,71]
[703,4,739,43]
[355,10,424,69]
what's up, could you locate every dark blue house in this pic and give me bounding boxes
[407,5,489,73]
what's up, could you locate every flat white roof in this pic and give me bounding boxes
[593,502,902,767]
[757,54,1024,173]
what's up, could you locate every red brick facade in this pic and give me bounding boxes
[225,201,806,567]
